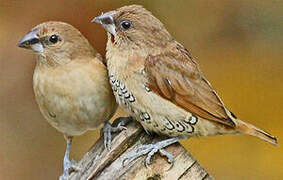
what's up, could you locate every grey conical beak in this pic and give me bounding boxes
[18,28,40,48]
[91,11,117,36]
[91,11,115,25]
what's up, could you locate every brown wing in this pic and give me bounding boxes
[145,43,236,127]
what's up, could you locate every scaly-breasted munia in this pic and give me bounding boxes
[92,5,277,166]
[18,21,128,179]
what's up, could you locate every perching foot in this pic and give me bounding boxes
[59,159,81,180]
[123,137,179,169]
[59,137,81,180]
[103,116,133,150]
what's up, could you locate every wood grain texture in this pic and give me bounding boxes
[69,119,213,180]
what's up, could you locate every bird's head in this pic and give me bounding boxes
[92,5,172,53]
[18,21,95,65]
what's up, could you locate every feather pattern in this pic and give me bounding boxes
[145,42,236,127]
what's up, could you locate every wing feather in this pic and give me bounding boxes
[145,43,236,127]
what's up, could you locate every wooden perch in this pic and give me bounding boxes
[69,119,213,180]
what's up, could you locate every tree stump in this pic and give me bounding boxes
[69,119,213,180]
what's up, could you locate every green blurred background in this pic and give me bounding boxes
[0,0,282,179]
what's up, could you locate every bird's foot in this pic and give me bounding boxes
[123,137,179,169]
[103,116,133,150]
[59,159,81,180]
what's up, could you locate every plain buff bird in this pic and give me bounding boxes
[18,21,129,179]
[92,5,278,167]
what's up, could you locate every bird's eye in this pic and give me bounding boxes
[49,34,59,44]
[119,20,133,31]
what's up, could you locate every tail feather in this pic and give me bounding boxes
[236,119,278,145]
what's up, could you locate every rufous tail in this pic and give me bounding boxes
[236,119,278,145]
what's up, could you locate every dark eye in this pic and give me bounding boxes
[119,20,132,31]
[49,34,59,44]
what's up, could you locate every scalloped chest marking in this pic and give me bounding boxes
[109,74,198,135]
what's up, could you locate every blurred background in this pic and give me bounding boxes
[0,0,282,179]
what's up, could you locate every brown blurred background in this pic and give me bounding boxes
[0,0,282,179]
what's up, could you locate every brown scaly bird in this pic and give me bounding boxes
[92,5,278,166]
[18,21,130,179]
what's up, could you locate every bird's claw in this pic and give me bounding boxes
[159,149,174,170]
[59,159,81,180]
[103,122,113,151]
[103,120,128,150]
[122,141,175,169]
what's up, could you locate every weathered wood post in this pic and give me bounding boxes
[69,119,213,180]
